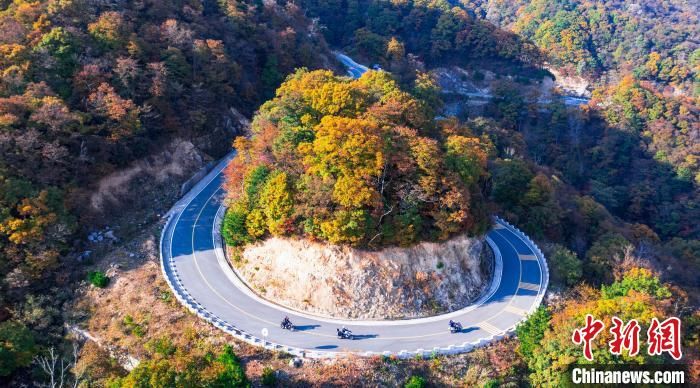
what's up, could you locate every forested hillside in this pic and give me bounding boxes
[465,0,699,93]
[301,0,698,94]
[301,0,545,75]
[0,0,329,380]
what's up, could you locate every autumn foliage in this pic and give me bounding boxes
[223,69,492,247]
[0,0,331,379]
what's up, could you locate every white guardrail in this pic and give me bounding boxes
[159,154,549,358]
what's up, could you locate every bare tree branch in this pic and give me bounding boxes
[33,344,83,388]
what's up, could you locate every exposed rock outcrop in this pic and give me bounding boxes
[232,234,492,319]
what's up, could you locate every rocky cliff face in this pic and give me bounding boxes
[232,234,492,319]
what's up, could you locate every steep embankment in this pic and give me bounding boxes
[231,235,492,319]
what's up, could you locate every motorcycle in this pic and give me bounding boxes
[337,327,354,340]
[449,320,463,333]
[280,317,294,331]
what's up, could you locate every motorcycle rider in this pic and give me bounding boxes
[337,326,352,339]
[281,316,292,330]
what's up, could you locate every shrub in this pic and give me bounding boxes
[261,366,277,386]
[602,267,671,299]
[210,345,249,387]
[515,306,550,361]
[114,345,250,387]
[88,271,109,288]
[145,337,176,356]
[159,290,172,302]
[483,379,499,388]
[404,375,426,388]
[122,315,146,338]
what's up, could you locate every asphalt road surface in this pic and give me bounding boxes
[336,51,589,107]
[159,55,548,357]
[334,52,369,78]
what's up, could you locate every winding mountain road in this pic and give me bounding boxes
[159,56,548,358]
[334,51,369,78]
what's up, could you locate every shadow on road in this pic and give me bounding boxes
[352,334,378,340]
[459,326,478,334]
[294,324,321,331]
[315,345,338,349]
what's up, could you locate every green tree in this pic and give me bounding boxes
[243,165,270,206]
[491,160,534,209]
[586,233,630,283]
[549,245,582,287]
[490,81,525,129]
[515,306,551,361]
[261,55,282,97]
[353,28,386,59]
[0,321,36,377]
[34,27,78,93]
[258,172,293,235]
[222,205,250,247]
[320,209,369,245]
[601,268,671,299]
[445,135,488,186]
[412,72,442,115]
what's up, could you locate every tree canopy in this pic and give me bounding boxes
[224,69,492,247]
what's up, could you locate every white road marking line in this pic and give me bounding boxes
[480,321,502,335]
[519,282,540,291]
[504,305,528,316]
[496,225,545,292]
